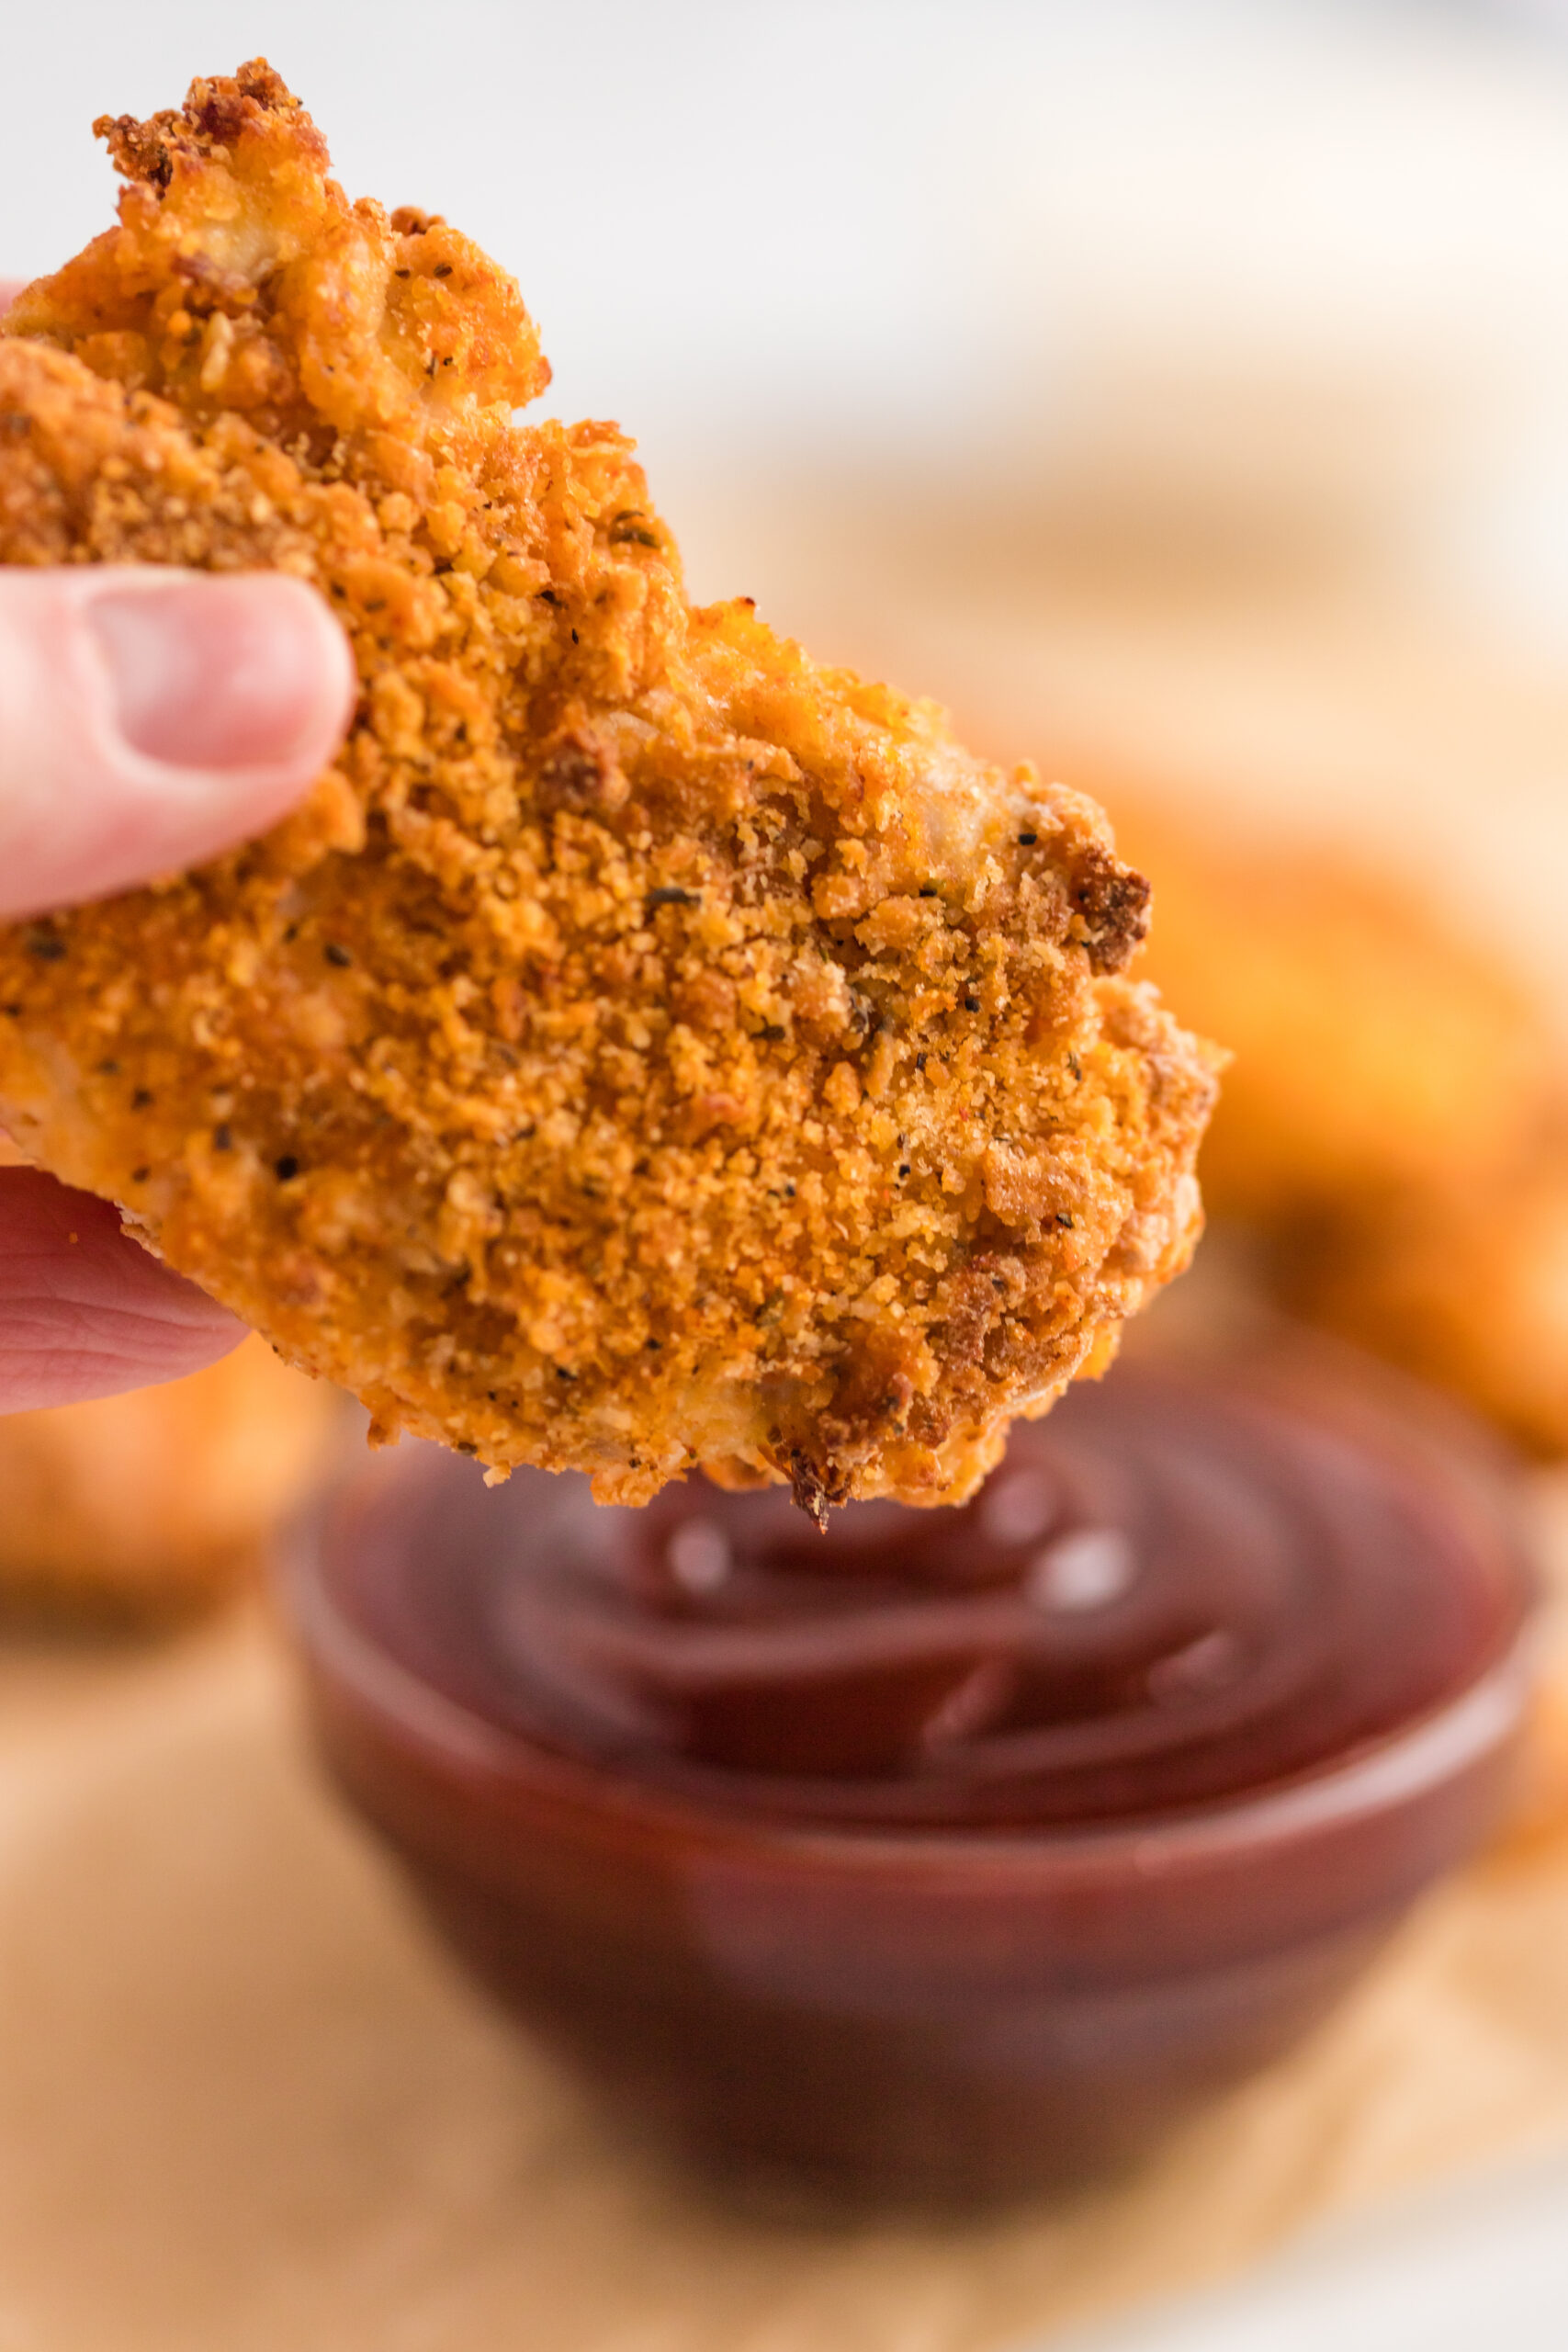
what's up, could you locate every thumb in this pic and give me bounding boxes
[0,567,356,920]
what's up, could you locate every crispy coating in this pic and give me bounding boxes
[1121,802,1568,1453]
[0,63,1218,1510]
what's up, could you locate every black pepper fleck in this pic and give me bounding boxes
[323,942,353,967]
[1018,831,1038,846]
[212,1124,232,1151]
[610,511,660,548]
[275,1155,300,1182]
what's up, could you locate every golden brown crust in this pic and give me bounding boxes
[0,62,1218,1508]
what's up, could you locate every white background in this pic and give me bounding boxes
[11,2,1568,618]
[1045,2143,1568,2352]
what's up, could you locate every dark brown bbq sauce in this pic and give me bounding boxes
[338,1364,1521,1833]
[297,1349,1535,2204]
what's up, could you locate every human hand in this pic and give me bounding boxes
[0,280,357,1410]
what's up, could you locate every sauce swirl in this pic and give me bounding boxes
[354,1363,1520,1831]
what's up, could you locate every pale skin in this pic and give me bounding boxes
[0,281,358,1412]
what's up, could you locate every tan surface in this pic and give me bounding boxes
[0,1510,1564,2352]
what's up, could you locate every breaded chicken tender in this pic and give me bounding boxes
[0,63,1217,1512]
[1118,808,1558,1227]
[0,1330,344,1623]
[1281,1110,1568,1458]
[0,1126,343,1621]
[1121,802,1568,1453]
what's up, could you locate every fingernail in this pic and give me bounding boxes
[87,574,344,771]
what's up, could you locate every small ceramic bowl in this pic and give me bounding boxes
[284,1349,1534,2206]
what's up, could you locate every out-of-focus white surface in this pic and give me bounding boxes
[10,2,1568,598]
[13,0,1568,647]
[1041,2145,1568,2352]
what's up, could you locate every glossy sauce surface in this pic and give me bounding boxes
[342,1365,1521,1831]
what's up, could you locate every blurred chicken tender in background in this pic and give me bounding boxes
[0,1141,343,1623]
[1120,804,1568,1456]
[0,1333,341,1623]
